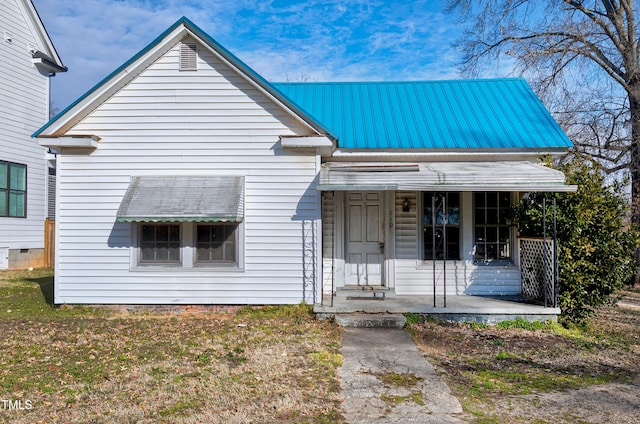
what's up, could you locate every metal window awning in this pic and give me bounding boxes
[116,176,245,223]
[317,162,577,192]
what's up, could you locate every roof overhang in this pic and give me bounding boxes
[38,135,100,149]
[280,135,334,155]
[32,51,68,74]
[116,176,245,223]
[317,161,577,192]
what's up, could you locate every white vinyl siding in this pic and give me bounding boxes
[0,0,50,250]
[393,191,521,295]
[53,38,321,304]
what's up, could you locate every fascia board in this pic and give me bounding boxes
[329,149,571,161]
[20,0,65,68]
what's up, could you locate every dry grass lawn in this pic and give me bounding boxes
[4,268,640,423]
[409,289,640,423]
[0,269,344,423]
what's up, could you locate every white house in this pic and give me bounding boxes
[0,0,66,269]
[35,18,575,311]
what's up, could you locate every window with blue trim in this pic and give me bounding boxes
[0,161,27,218]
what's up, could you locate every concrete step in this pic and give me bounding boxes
[334,313,406,328]
[339,286,391,292]
[337,286,390,300]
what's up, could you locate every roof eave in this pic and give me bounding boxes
[32,54,67,74]
[328,147,572,160]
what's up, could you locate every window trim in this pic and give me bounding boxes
[130,221,244,271]
[0,160,27,218]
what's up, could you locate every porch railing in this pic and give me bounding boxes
[519,237,557,307]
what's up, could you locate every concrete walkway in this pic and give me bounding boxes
[339,327,469,423]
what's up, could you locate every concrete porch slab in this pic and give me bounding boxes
[316,294,561,324]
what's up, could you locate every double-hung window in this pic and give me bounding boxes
[423,192,461,260]
[474,192,511,261]
[0,161,27,218]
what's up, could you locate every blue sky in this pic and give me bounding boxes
[32,0,510,110]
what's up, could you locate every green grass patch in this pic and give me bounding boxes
[495,351,518,360]
[495,317,558,331]
[158,398,200,417]
[464,368,624,396]
[380,392,425,406]
[403,312,422,327]
[236,302,314,321]
[374,371,422,388]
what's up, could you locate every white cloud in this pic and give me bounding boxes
[32,0,509,110]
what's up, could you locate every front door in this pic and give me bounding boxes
[345,192,384,286]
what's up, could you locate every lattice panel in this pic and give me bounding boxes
[302,220,317,303]
[519,238,555,304]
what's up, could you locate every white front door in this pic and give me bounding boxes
[345,192,384,286]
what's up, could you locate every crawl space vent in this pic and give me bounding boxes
[179,43,197,71]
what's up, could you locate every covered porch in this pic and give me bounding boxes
[315,160,574,322]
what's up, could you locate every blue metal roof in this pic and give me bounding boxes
[273,79,573,150]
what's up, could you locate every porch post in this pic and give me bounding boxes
[432,196,436,307]
[331,191,335,307]
[443,195,447,308]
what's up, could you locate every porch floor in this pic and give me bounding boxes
[315,293,561,324]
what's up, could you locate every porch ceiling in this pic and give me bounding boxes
[317,161,577,192]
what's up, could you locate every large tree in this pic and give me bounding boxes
[447,0,640,225]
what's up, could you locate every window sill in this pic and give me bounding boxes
[131,265,244,272]
[417,259,463,269]
[473,260,514,266]
[416,260,516,269]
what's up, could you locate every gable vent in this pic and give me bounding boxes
[179,43,197,71]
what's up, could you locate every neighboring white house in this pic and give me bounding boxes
[35,18,575,308]
[0,0,66,269]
